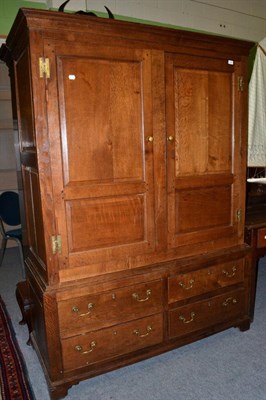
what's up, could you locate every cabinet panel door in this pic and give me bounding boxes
[45,42,156,272]
[165,54,244,251]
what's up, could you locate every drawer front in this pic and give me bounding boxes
[257,228,266,248]
[168,288,246,339]
[168,259,244,303]
[58,280,163,337]
[61,313,163,371]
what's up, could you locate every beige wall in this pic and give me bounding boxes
[26,0,266,41]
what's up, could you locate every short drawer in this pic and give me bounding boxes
[257,228,266,248]
[58,280,163,337]
[61,313,163,371]
[168,259,244,304]
[168,288,246,339]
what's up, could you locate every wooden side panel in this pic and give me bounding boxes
[14,32,63,285]
[23,166,47,269]
[15,49,35,150]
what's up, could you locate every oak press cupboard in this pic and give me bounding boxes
[1,8,254,399]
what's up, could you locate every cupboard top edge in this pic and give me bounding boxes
[3,7,254,59]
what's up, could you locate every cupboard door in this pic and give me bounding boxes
[45,42,156,274]
[165,53,244,252]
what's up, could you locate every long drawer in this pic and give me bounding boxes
[58,280,163,337]
[168,288,246,339]
[168,259,244,303]
[61,313,163,371]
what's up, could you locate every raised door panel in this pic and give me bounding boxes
[166,54,243,251]
[45,42,156,274]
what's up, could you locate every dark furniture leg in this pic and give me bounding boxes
[16,280,33,345]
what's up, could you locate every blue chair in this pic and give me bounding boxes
[0,191,25,278]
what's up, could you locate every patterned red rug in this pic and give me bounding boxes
[0,296,35,399]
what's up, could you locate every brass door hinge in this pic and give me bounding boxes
[238,76,244,92]
[236,209,242,222]
[39,57,50,79]
[52,235,62,254]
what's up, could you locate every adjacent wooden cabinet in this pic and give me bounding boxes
[1,8,254,399]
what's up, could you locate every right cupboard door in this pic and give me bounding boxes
[165,53,245,253]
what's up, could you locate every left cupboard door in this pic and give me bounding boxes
[44,41,157,277]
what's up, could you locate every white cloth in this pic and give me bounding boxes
[248,37,266,167]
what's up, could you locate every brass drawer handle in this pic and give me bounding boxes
[178,279,195,290]
[132,289,152,302]
[179,312,196,324]
[133,325,153,338]
[222,297,237,307]
[72,303,94,317]
[75,341,96,354]
[167,135,174,142]
[222,266,236,278]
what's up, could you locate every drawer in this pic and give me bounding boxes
[257,228,266,248]
[168,259,244,303]
[58,280,163,337]
[61,313,163,371]
[168,288,246,339]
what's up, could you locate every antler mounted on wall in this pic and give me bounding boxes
[58,0,115,18]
